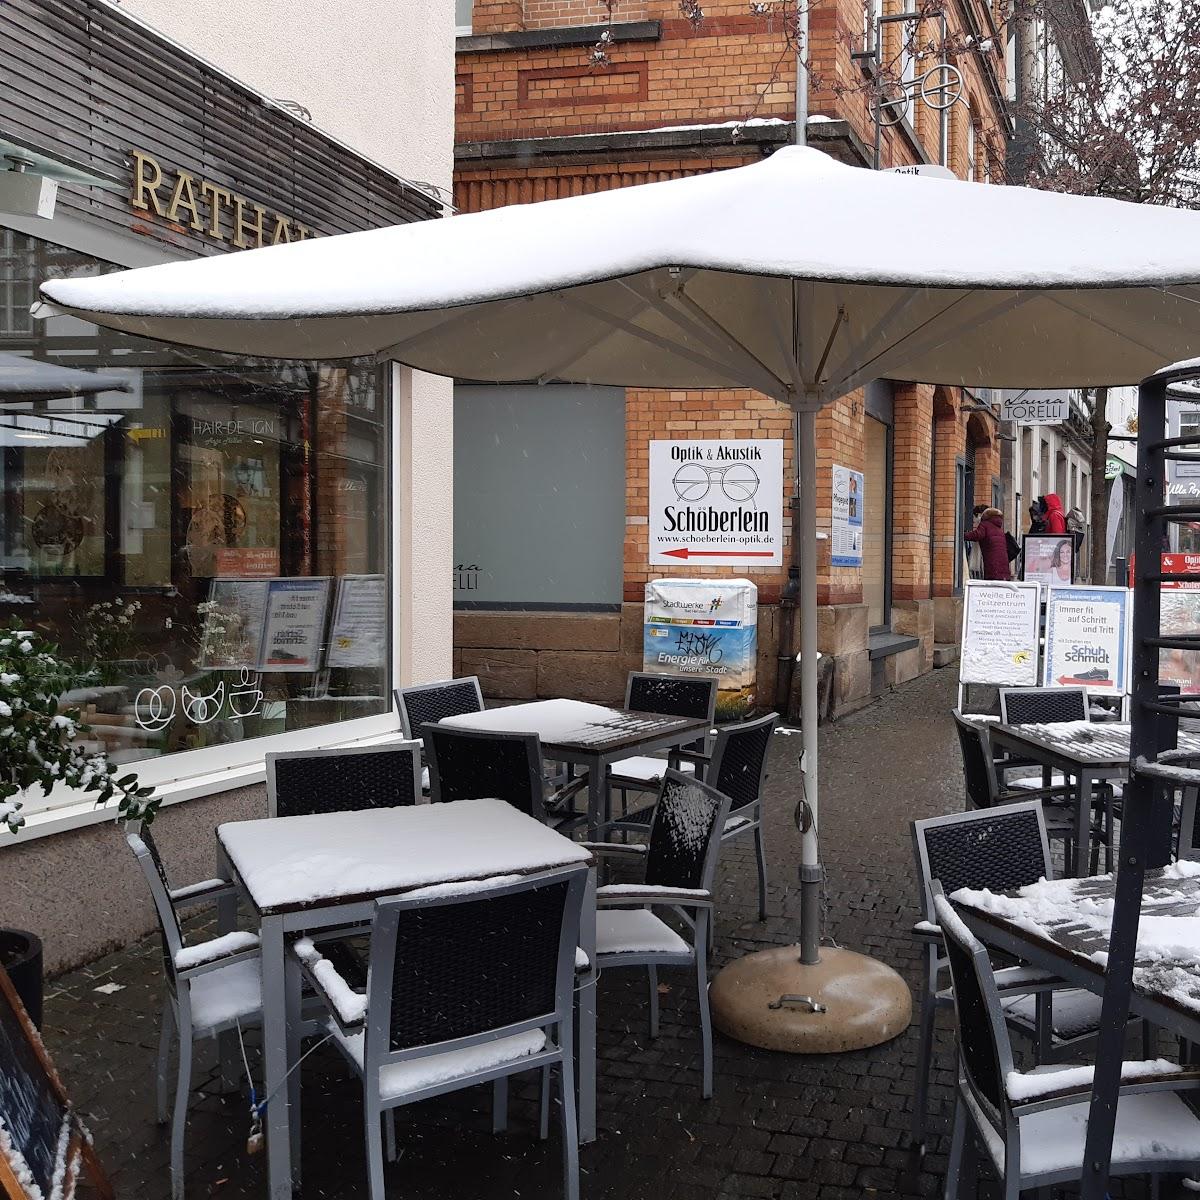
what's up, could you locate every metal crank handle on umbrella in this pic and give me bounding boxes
[768,994,827,1013]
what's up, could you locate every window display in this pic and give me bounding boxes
[0,232,391,779]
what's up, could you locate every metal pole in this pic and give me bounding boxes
[1078,375,1165,1200]
[795,1,809,148]
[798,401,822,966]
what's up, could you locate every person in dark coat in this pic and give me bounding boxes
[964,507,1012,580]
[1028,501,1047,535]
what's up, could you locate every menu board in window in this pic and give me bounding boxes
[326,574,388,669]
[259,577,331,672]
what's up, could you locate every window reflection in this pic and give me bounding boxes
[0,232,391,770]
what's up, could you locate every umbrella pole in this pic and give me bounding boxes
[707,389,912,1054]
[797,405,822,966]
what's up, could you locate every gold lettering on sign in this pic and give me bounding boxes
[131,151,166,216]
[166,170,204,231]
[128,150,317,249]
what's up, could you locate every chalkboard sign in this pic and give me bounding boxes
[0,967,110,1200]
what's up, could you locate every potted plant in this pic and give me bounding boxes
[1,618,157,1024]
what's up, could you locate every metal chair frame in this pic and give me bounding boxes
[936,891,1200,1200]
[586,769,732,1097]
[909,801,1128,1152]
[127,830,260,1200]
[265,741,423,818]
[299,866,589,1200]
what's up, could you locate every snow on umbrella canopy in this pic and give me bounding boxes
[32,145,1200,398]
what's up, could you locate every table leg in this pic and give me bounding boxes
[285,940,303,1184]
[577,867,597,1145]
[587,761,605,841]
[261,915,294,1199]
[216,846,240,1093]
[1074,772,1094,878]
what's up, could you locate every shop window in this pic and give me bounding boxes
[453,384,624,608]
[1,233,392,811]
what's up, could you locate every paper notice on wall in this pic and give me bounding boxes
[831,465,864,567]
[259,577,332,672]
[1042,585,1131,696]
[959,581,1041,687]
[326,575,388,669]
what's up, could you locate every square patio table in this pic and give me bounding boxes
[440,698,713,838]
[987,721,1200,876]
[216,798,595,1200]
[952,863,1200,1045]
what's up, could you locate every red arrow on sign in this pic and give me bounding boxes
[662,548,777,560]
[1056,675,1111,686]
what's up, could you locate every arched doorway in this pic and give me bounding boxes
[960,413,992,586]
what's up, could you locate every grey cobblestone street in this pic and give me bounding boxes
[44,670,1169,1198]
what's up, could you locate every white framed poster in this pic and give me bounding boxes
[648,439,783,566]
[326,574,388,669]
[831,465,864,567]
[1043,585,1132,696]
[959,581,1041,687]
[198,578,269,671]
[258,577,332,672]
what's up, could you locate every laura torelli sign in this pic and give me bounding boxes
[648,439,783,566]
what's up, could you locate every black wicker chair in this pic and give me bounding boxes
[424,725,586,825]
[608,672,718,794]
[127,829,259,1200]
[266,743,423,818]
[936,891,1200,1199]
[908,802,1139,1152]
[612,712,777,921]
[294,865,589,1200]
[394,677,484,738]
[585,770,731,1097]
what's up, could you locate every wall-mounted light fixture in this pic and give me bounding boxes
[0,135,124,222]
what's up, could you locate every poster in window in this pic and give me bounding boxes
[1021,534,1074,588]
[831,465,864,567]
[1158,553,1200,694]
[326,574,388,669]
[198,579,270,671]
[259,577,331,672]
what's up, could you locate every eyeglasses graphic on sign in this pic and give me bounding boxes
[672,461,761,504]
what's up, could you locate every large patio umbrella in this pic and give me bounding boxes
[32,146,1200,1187]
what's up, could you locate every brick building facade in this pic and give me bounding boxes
[452,0,1009,717]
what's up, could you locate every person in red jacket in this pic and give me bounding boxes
[1042,493,1068,535]
[964,507,1012,580]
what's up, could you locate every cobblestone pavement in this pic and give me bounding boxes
[43,670,1171,1198]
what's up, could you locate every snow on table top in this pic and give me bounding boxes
[441,698,695,749]
[218,798,590,913]
[953,860,1200,1015]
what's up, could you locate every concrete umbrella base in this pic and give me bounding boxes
[709,945,912,1053]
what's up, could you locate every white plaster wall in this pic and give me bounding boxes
[118,0,455,683]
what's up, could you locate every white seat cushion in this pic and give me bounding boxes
[596,908,690,957]
[1003,987,1103,1041]
[188,957,262,1033]
[1017,1088,1200,1176]
[330,1022,547,1100]
[609,756,696,785]
[1007,772,1068,789]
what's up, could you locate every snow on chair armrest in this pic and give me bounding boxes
[169,877,237,906]
[293,937,367,1029]
[580,841,648,859]
[174,930,260,971]
[597,883,712,907]
[1006,1059,1195,1108]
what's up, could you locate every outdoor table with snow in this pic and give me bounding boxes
[953,861,1200,1041]
[215,799,595,1200]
